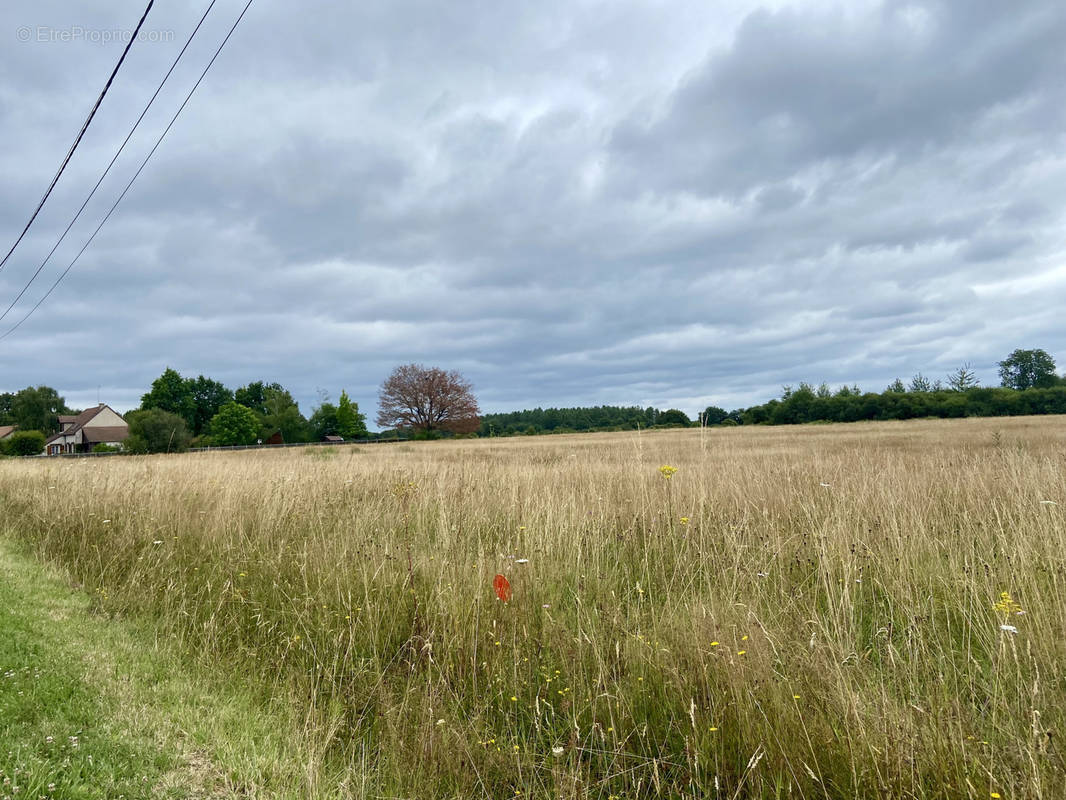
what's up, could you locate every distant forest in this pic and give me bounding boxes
[477,386,1066,435]
[480,349,1066,435]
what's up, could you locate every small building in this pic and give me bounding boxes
[324,434,344,443]
[0,425,17,441]
[44,404,129,455]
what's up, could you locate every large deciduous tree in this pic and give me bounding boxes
[141,368,194,421]
[998,349,1058,390]
[656,408,691,426]
[309,401,340,440]
[236,381,311,443]
[261,384,311,443]
[376,364,480,434]
[142,368,234,435]
[336,390,367,439]
[0,392,15,425]
[10,386,73,435]
[188,375,233,435]
[209,402,260,446]
[700,406,729,425]
[234,381,269,415]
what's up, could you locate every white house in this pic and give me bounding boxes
[44,404,128,455]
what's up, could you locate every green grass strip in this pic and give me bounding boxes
[0,536,311,800]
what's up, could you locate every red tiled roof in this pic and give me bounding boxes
[0,425,16,439]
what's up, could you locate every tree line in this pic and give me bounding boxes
[128,368,371,452]
[476,349,1066,436]
[4,349,1065,454]
[478,405,692,436]
[733,349,1065,426]
[1,363,478,455]
[0,369,375,455]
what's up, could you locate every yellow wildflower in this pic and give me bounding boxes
[993,591,1022,617]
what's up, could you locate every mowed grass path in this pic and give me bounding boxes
[2,417,1066,798]
[0,538,315,800]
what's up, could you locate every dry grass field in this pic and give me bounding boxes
[2,416,1065,799]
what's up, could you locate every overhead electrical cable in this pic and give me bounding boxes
[0,0,220,325]
[0,0,155,275]
[0,0,255,343]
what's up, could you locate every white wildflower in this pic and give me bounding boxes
[999,624,1018,634]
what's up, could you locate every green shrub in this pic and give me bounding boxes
[126,408,192,453]
[8,430,46,456]
[122,434,148,454]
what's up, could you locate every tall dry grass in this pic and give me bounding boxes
[2,417,1065,798]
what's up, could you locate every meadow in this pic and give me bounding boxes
[1,417,1065,799]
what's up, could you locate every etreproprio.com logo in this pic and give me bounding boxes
[16,25,175,44]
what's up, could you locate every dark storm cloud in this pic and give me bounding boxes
[1,0,1065,420]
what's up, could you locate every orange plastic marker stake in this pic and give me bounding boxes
[493,574,512,602]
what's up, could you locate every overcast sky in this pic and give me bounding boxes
[1,0,1064,421]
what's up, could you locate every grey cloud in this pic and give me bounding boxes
[961,233,1032,263]
[1,0,1065,420]
[610,0,1066,196]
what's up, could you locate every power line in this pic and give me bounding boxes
[0,0,220,325]
[0,0,255,343]
[0,1,155,276]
